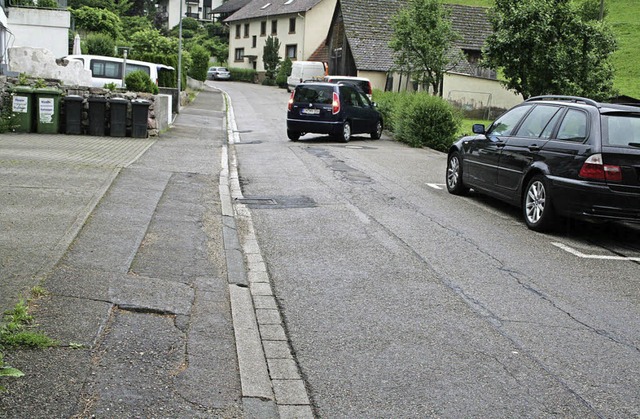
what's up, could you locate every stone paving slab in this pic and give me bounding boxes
[0,134,154,314]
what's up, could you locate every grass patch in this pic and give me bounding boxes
[458,118,492,138]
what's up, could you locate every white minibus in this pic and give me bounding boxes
[63,55,174,88]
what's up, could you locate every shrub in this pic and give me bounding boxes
[125,70,159,94]
[0,95,16,134]
[392,92,461,151]
[229,68,257,83]
[371,89,400,132]
[188,44,210,82]
[262,78,276,86]
[84,33,115,57]
[136,53,178,88]
[276,57,292,88]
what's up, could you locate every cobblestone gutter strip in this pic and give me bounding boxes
[220,91,315,418]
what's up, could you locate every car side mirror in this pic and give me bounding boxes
[472,124,486,134]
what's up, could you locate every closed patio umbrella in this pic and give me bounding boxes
[73,34,81,55]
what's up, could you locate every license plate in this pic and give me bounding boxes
[301,108,320,115]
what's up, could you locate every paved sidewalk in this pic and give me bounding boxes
[0,89,248,417]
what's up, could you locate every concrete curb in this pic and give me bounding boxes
[220,90,315,418]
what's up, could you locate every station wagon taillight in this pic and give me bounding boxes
[332,92,340,114]
[288,91,295,111]
[579,153,622,182]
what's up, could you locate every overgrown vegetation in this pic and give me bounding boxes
[0,93,16,134]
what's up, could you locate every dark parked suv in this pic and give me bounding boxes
[287,81,383,142]
[446,95,640,231]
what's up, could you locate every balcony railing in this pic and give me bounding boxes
[185,12,199,18]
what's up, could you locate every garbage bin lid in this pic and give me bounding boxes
[33,88,63,95]
[65,95,84,101]
[88,96,108,103]
[109,97,128,103]
[10,86,34,93]
[132,99,151,105]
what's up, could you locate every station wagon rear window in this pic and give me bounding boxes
[602,114,640,147]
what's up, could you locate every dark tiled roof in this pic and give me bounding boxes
[340,0,402,71]
[213,0,253,14]
[308,40,330,62]
[448,4,492,51]
[224,0,324,22]
[341,0,490,72]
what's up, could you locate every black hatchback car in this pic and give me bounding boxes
[446,95,640,231]
[287,82,383,142]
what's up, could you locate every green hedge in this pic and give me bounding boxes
[229,68,257,83]
[373,90,461,151]
[134,53,179,89]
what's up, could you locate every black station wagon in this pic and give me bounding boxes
[287,82,383,142]
[446,96,640,231]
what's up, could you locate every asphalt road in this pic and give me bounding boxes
[214,80,640,418]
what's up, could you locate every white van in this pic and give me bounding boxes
[287,61,326,92]
[63,55,174,88]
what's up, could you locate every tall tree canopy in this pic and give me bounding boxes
[389,0,459,96]
[483,0,617,100]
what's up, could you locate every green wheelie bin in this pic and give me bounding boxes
[34,88,62,134]
[10,86,34,132]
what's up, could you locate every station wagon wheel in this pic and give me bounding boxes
[371,120,383,139]
[523,175,557,232]
[287,130,300,141]
[341,121,351,142]
[446,151,469,195]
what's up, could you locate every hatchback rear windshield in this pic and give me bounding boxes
[602,114,640,147]
[329,79,370,93]
[294,86,334,105]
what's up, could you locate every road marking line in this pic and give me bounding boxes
[552,242,640,262]
[427,183,444,190]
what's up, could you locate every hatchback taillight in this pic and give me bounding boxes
[332,92,340,114]
[288,91,295,111]
[579,153,622,182]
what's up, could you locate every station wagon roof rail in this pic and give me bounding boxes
[525,95,600,108]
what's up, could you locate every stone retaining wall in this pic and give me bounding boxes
[0,75,169,137]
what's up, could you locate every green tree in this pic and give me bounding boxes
[72,6,122,39]
[484,0,617,100]
[129,28,178,56]
[68,0,131,15]
[389,0,459,97]
[84,33,116,56]
[276,57,292,88]
[263,36,281,81]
